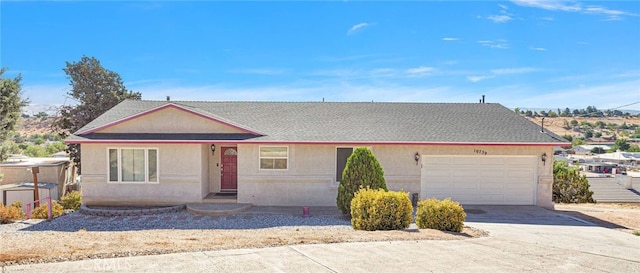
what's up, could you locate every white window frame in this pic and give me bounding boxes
[259,146,289,170]
[107,147,159,183]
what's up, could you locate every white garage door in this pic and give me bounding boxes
[421,156,537,205]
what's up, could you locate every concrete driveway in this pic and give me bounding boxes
[5,206,640,272]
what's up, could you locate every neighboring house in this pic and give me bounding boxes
[0,157,73,200]
[66,100,569,208]
[596,151,640,166]
[573,145,611,155]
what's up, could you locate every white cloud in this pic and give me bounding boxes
[467,75,493,83]
[530,47,547,51]
[442,37,459,41]
[511,0,637,20]
[477,40,510,49]
[487,15,513,23]
[485,4,516,23]
[406,66,435,75]
[490,67,539,75]
[347,22,370,35]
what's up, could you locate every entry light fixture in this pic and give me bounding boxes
[541,152,547,165]
[414,152,420,165]
[211,144,216,155]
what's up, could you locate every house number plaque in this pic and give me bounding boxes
[474,149,488,155]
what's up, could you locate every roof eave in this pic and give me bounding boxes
[76,103,264,136]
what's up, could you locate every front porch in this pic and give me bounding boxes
[203,192,238,204]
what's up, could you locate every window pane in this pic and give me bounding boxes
[121,149,145,182]
[133,149,145,181]
[121,149,134,181]
[109,149,118,181]
[260,147,287,158]
[148,149,157,182]
[260,158,274,169]
[274,159,287,169]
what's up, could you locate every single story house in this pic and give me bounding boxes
[0,157,73,199]
[573,145,611,155]
[66,100,569,208]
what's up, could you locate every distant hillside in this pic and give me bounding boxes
[22,104,61,117]
[524,116,640,140]
[17,117,62,137]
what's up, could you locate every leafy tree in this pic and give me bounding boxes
[572,138,586,147]
[612,139,630,151]
[553,161,594,203]
[583,130,593,138]
[590,147,605,154]
[562,135,573,142]
[562,108,571,117]
[34,112,48,119]
[594,132,602,138]
[628,145,640,152]
[525,110,533,117]
[548,110,558,117]
[562,120,571,131]
[46,141,67,155]
[513,107,520,114]
[23,145,48,157]
[0,68,29,162]
[570,119,579,127]
[337,147,388,215]
[53,56,141,173]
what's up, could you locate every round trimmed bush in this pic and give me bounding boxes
[350,188,413,231]
[415,198,466,232]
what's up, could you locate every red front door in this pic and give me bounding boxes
[221,147,238,191]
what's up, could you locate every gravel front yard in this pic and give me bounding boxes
[1,208,484,266]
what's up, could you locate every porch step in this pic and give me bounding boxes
[186,203,253,216]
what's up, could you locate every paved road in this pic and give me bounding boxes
[588,177,640,202]
[4,206,640,273]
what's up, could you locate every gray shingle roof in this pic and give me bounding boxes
[70,100,568,144]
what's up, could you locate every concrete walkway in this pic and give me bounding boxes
[4,206,640,272]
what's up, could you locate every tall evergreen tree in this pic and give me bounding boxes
[336,147,388,215]
[54,56,141,173]
[0,68,29,162]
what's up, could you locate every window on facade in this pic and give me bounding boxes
[336,148,354,182]
[108,148,158,182]
[259,146,288,170]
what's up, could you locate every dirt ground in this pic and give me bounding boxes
[0,225,484,266]
[3,203,639,266]
[554,203,640,234]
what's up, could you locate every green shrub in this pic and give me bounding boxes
[61,190,82,210]
[350,188,413,231]
[1,201,24,224]
[415,198,466,232]
[31,200,64,219]
[337,147,388,215]
[553,161,595,203]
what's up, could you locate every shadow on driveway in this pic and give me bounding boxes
[463,205,597,227]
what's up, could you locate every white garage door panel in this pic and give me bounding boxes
[421,156,537,205]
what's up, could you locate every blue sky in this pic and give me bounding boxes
[1,1,639,111]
